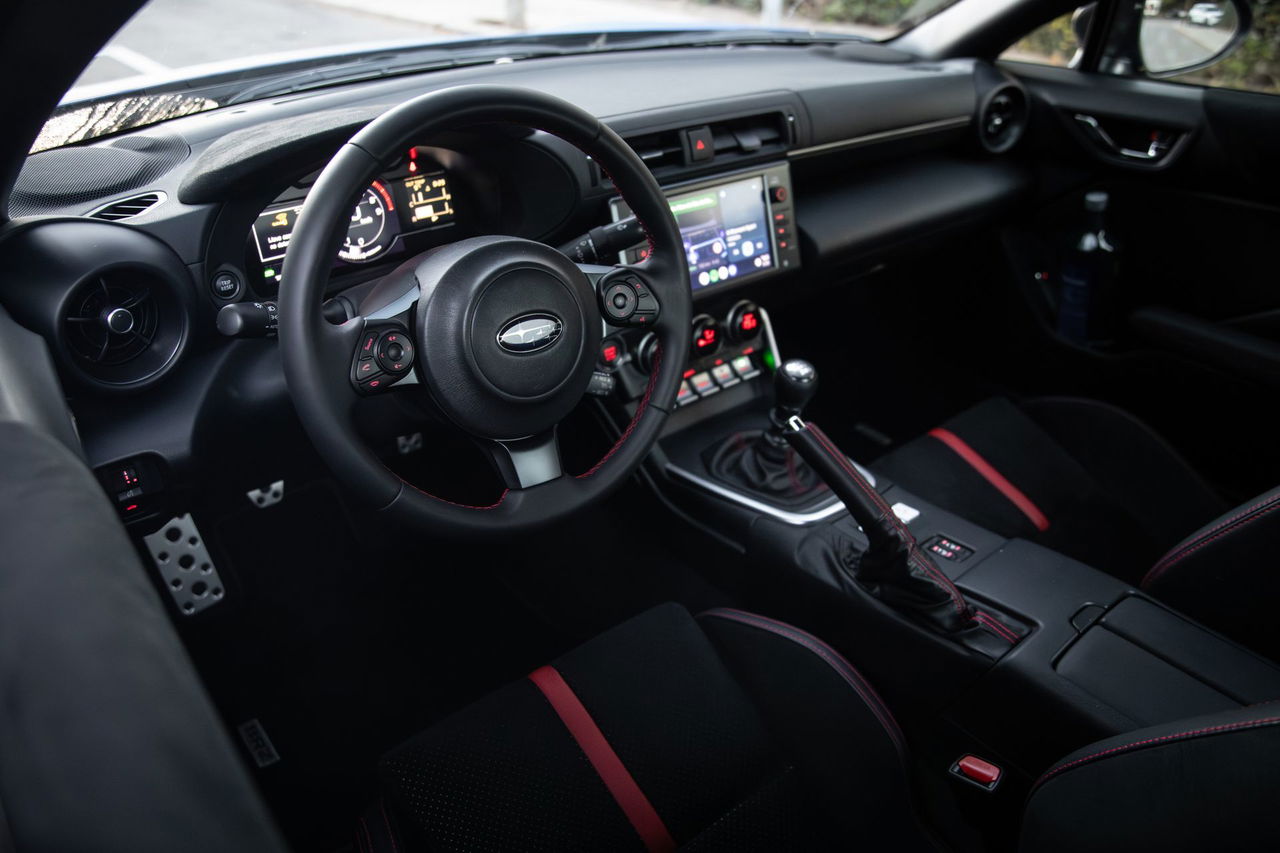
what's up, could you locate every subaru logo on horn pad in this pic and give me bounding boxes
[496,313,563,354]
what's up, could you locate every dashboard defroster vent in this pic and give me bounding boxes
[89,191,166,221]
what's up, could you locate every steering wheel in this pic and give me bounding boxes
[280,85,691,535]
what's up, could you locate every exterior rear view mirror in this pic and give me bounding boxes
[1139,0,1251,75]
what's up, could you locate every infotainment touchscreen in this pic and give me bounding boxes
[614,169,791,293]
[670,176,773,291]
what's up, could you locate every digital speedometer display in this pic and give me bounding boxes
[250,168,458,290]
[251,180,399,269]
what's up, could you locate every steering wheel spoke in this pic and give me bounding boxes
[483,430,563,490]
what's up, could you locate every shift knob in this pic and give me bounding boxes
[774,359,818,419]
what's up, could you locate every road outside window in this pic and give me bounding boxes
[1001,1,1280,96]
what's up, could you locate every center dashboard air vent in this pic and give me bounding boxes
[89,191,167,221]
[977,83,1029,154]
[618,111,793,181]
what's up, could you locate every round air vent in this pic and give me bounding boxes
[59,266,187,388]
[977,84,1029,154]
[64,273,161,366]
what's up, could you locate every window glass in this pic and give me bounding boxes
[1156,2,1280,94]
[1000,10,1084,68]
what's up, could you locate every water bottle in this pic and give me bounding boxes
[1058,191,1116,343]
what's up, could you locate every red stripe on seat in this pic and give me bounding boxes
[928,427,1051,532]
[528,665,676,853]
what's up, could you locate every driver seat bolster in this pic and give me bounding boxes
[374,603,938,851]
[1142,485,1280,661]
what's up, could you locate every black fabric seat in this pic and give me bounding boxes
[873,397,1228,583]
[872,397,1280,661]
[366,604,1280,853]
[370,603,937,852]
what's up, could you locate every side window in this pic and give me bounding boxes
[1000,10,1086,68]
[1001,1,1278,97]
[1153,3,1280,95]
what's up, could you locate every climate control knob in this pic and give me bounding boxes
[727,302,763,343]
[691,314,722,357]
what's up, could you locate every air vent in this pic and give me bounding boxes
[89,191,166,221]
[977,84,1028,154]
[57,264,187,389]
[624,128,685,172]
[64,273,160,366]
[618,111,793,180]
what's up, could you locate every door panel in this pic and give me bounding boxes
[993,60,1280,497]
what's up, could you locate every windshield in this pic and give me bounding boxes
[38,0,958,152]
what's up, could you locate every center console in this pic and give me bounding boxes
[592,159,1280,799]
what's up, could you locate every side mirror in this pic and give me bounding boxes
[1139,0,1251,75]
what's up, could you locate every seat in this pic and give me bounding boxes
[873,397,1280,660]
[873,397,1228,582]
[365,604,1280,853]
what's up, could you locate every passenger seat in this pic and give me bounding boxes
[874,396,1280,661]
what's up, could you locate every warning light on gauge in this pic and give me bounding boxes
[697,328,717,348]
[602,344,619,364]
[408,147,418,173]
[740,312,758,332]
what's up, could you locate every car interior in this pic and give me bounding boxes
[2,0,1280,850]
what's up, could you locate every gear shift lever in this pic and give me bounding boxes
[765,360,818,451]
[705,359,824,504]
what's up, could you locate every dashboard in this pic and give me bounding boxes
[0,43,1033,511]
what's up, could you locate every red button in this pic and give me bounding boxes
[956,755,1001,785]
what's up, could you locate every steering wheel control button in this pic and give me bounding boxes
[731,354,760,380]
[689,371,718,398]
[376,331,414,373]
[602,281,638,322]
[352,324,412,393]
[211,270,241,300]
[600,275,660,327]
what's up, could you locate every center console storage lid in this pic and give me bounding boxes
[1056,595,1280,727]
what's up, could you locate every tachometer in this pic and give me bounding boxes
[339,182,394,263]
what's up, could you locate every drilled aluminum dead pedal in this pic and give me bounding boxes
[247,480,284,508]
[143,513,226,616]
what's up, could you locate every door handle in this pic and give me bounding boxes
[1073,114,1173,161]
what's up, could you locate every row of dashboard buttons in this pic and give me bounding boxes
[676,354,761,406]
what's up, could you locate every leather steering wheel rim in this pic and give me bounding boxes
[280,85,691,536]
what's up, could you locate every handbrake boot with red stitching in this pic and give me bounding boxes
[786,421,976,634]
